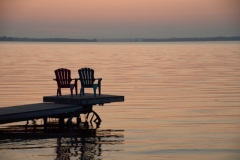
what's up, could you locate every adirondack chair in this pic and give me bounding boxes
[78,68,102,97]
[54,68,78,97]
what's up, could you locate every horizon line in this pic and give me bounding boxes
[1,36,240,42]
[1,35,240,39]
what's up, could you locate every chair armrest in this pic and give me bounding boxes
[95,78,102,86]
[54,78,78,81]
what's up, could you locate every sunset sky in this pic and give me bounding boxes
[0,0,239,39]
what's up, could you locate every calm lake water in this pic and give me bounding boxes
[0,41,240,160]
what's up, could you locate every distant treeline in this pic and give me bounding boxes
[1,36,240,42]
[141,36,240,42]
[0,36,97,42]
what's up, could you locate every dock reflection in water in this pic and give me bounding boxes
[0,114,124,160]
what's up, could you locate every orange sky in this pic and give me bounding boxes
[0,0,239,39]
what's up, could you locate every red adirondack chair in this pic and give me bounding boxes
[54,68,77,97]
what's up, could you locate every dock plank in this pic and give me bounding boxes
[0,103,82,124]
[43,93,124,105]
[0,103,77,116]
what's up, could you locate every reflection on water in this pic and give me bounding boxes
[0,118,124,160]
[0,42,240,159]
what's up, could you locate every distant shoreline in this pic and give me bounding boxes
[0,36,240,42]
[0,37,97,42]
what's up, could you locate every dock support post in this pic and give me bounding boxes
[44,117,48,132]
[44,117,47,124]
[59,117,64,130]
[77,116,81,124]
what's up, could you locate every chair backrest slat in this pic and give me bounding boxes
[55,68,72,87]
[78,68,95,86]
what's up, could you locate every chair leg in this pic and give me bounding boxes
[98,81,101,95]
[98,85,101,95]
[59,88,62,96]
[82,88,85,95]
[70,87,74,97]
[79,87,81,97]
[80,87,83,97]
[70,88,73,97]
[75,87,77,95]
[93,85,98,97]
[74,80,78,95]
[94,89,96,97]
[57,88,61,97]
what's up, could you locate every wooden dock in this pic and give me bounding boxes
[0,93,124,125]
[43,93,124,105]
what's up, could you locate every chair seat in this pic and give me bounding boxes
[80,84,98,97]
[93,84,98,88]
[70,84,75,89]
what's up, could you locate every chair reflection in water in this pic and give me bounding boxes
[54,120,124,160]
[78,68,102,97]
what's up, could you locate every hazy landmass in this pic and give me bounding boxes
[98,36,240,42]
[0,36,240,42]
[141,36,240,42]
[0,36,97,42]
